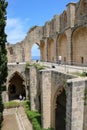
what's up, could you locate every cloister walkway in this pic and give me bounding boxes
[8,61,87,73]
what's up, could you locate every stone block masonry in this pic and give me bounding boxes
[29,66,37,110]
[66,78,87,130]
[40,70,52,129]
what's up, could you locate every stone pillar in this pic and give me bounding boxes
[65,29,72,65]
[2,91,9,102]
[25,86,29,100]
[45,39,48,62]
[66,2,76,28]
[66,78,86,130]
[54,15,60,33]
[40,70,51,129]
[29,67,37,110]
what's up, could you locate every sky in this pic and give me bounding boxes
[6,0,79,56]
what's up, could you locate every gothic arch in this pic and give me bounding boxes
[72,26,87,65]
[57,33,67,64]
[31,42,40,60]
[47,38,54,62]
[8,71,26,100]
[8,71,25,82]
[52,87,66,130]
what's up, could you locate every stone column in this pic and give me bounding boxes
[29,67,37,110]
[40,70,51,129]
[2,91,9,102]
[66,2,76,28]
[65,29,72,65]
[66,78,86,130]
[45,39,48,62]
[25,86,29,100]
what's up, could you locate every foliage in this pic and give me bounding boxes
[23,100,41,130]
[0,112,3,129]
[80,71,87,77]
[4,101,20,109]
[23,100,54,130]
[26,62,32,69]
[42,128,54,130]
[0,0,8,129]
[71,71,87,77]
[25,62,48,70]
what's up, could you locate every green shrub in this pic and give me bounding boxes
[80,71,87,77]
[25,62,32,69]
[25,62,48,70]
[23,100,53,130]
[0,112,3,129]
[42,128,54,130]
[32,118,41,130]
[4,101,20,109]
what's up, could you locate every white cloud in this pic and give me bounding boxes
[5,17,28,44]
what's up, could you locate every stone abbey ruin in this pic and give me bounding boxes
[3,0,87,130]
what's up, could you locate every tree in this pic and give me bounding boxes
[0,0,8,128]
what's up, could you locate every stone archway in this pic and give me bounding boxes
[54,88,66,130]
[58,33,67,64]
[31,43,40,61]
[8,72,26,100]
[72,27,87,65]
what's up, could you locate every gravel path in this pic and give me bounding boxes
[2,107,33,130]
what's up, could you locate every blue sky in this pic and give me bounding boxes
[6,0,79,56]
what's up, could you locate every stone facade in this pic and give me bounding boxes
[4,63,87,130]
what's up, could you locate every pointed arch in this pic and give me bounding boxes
[53,87,66,130]
[8,71,26,100]
[8,71,25,82]
[72,26,87,65]
[31,43,40,61]
[58,33,67,64]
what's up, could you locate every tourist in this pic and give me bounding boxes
[19,94,22,101]
[58,56,62,64]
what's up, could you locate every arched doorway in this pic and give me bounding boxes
[31,43,40,61]
[8,72,26,100]
[55,88,66,130]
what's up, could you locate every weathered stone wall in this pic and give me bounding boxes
[40,70,52,128]
[29,66,37,110]
[66,78,87,130]
[2,63,87,130]
[75,0,87,26]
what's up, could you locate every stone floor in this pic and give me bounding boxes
[2,107,33,130]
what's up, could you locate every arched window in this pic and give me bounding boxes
[31,44,40,61]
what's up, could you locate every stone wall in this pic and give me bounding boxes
[2,63,87,130]
[66,78,87,130]
[27,67,87,130]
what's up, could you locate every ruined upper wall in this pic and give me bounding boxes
[7,0,87,63]
[75,0,87,26]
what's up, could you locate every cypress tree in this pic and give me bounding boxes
[0,0,8,128]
